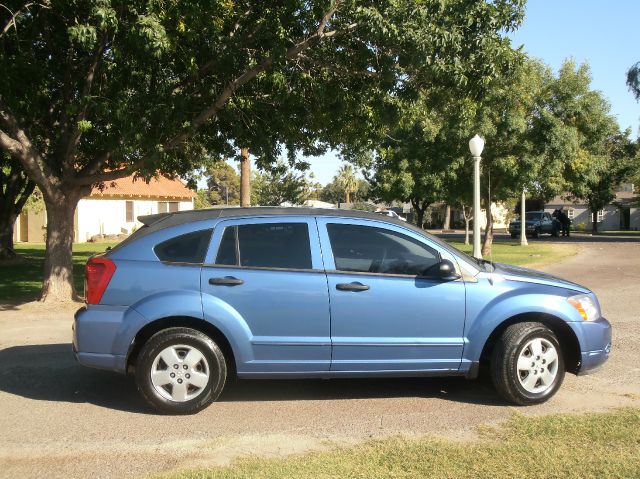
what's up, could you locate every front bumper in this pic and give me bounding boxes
[569,317,612,375]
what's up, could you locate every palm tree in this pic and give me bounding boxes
[336,164,358,204]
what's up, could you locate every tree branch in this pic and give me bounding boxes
[164,2,351,151]
[62,33,108,171]
[0,1,50,40]
[0,104,52,195]
[67,166,131,186]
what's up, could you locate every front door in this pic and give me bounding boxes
[317,218,466,372]
[201,217,331,374]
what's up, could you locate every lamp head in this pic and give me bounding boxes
[469,134,485,157]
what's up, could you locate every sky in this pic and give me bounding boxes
[222,0,640,187]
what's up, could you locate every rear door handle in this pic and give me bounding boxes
[336,282,370,292]
[209,276,244,286]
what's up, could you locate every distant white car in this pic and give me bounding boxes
[376,210,407,222]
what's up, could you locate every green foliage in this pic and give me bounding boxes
[203,162,240,206]
[320,175,369,205]
[251,161,311,206]
[627,62,640,101]
[335,164,358,203]
[1,0,526,185]
[194,189,212,210]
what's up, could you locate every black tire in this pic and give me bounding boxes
[135,327,227,414]
[532,227,540,238]
[490,322,565,405]
[510,233,517,239]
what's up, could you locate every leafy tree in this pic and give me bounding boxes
[335,164,358,204]
[572,131,636,233]
[251,162,310,206]
[0,0,525,301]
[320,176,369,204]
[0,153,35,258]
[194,190,212,210]
[627,62,640,101]
[204,162,241,206]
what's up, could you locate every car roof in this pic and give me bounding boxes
[138,206,409,230]
[128,207,423,244]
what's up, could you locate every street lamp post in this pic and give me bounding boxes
[520,188,528,246]
[469,135,484,259]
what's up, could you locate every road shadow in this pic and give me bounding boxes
[0,343,507,411]
[220,375,506,406]
[0,343,152,414]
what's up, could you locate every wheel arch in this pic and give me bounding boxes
[478,312,581,375]
[126,316,237,377]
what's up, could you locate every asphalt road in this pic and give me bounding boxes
[1,238,639,478]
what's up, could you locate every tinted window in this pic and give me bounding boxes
[154,229,212,264]
[327,223,439,275]
[215,226,237,265]
[215,223,312,270]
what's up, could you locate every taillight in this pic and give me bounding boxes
[85,257,116,304]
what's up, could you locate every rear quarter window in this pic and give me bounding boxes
[154,229,213,264]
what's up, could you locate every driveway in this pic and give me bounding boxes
[1,240,639,478]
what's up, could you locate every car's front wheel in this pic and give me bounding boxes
[135,327,227,414]
[491,322,565,405]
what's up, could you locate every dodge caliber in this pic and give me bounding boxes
[74,208,611,414]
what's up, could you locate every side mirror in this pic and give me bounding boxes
[424,259,461,281]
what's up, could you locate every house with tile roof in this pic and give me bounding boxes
[13,174,196,243]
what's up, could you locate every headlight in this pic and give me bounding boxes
[567,294,600,321]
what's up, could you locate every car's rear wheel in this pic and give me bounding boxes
[491,322,565,405]
[532,227,540,238]
[135,327,227,414]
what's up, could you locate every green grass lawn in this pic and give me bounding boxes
[449,240,577,267]
[164,408,640,479]
[0,240,576,303]
[0,242,116,303]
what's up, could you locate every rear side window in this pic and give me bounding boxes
[327,223,440,275]
[154,229,212,264]
[215,223,312,270]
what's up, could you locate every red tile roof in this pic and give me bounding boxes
[89,174,196,200]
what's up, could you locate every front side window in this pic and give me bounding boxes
[154,229,212,264]
[327,223,440,276]
[215,222,312,270]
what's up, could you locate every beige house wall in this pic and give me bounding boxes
[14,196,194,243]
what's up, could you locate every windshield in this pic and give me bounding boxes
[525,212,543,221]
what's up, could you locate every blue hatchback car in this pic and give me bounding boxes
[73,208,611,414]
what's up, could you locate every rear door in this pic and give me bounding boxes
[201,216,331,374]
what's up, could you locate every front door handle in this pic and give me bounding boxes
[209,276,244,286]
[336,282,370,292]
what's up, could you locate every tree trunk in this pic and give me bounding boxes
[240,147,251,207]
[40,192,82,303]
[0,212,18,259]
[442,204,451,230]
[592,210,598,234]
[345,190,351,204]
[482,201,494,257]
[412,200,428,229]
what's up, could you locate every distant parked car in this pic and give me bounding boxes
[509,211,560,238]
[74,208,610,414]
[376,209,407,222]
